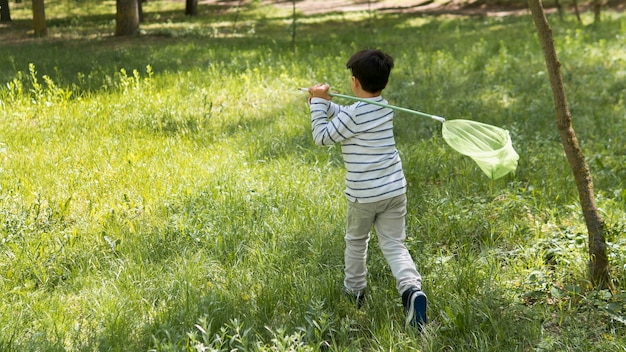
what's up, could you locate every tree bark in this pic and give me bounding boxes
[593,0,602,23]
[115,0,139,36]
[528,0,610,288]
[572,0,582,24]
[291,0,296,54]
[185,0,198,16]
[0,0,11,22]
[138,0,144,22]
[32,0,47,37]
[554,0,563,20]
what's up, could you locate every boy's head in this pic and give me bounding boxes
[346,49,394,94]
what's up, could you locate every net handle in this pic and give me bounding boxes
[299,88,446,123]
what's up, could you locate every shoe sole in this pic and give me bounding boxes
[406,291,427,330]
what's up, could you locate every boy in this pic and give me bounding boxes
[306,49,427,330]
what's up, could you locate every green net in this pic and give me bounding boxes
[441,119,519,180]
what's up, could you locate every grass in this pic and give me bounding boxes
[1,0,625,351]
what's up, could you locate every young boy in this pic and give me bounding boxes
[306,49,427,330]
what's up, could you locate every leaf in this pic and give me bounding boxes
[605,311,626,326]
[564,284,582,295]
[550,286,566,299]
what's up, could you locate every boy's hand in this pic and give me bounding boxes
[308,84,332,100]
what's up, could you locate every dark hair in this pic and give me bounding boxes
[346,49,394,93]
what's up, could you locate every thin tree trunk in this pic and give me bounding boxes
[0,0,11,22]
[554,0,563,20]
[572,0,582,23]
[528,0,610,288]
[291,0,296,54]
[186,0,198,16]
[32,0,46,37]
[115,0,139,36]
[138,0,144,22]
[593,0,602,23]
[232,0,244,34]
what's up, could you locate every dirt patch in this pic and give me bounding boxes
[255,0,622,17]
[263,0,532,16]
[266,0,431,15]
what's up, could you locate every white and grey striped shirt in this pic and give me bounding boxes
[309,96,406,203]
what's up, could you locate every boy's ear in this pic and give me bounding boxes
[352,76,361,89]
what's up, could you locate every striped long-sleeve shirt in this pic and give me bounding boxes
[309,96,406,203]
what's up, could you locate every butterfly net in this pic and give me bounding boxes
[441,119,519,180]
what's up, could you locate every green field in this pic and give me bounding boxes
[1,1,625,351]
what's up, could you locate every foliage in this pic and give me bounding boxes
[1,1,625,351]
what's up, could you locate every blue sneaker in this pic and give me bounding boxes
[343,286,366,308]
[402,288,427,331]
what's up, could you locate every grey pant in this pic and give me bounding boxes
[344,194,422,295]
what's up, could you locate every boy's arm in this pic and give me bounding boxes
[310,98,336,146]
[308,84,357,146]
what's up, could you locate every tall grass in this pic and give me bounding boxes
[1,1,625,351]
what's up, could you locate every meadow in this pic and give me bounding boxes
[1,1,625,350]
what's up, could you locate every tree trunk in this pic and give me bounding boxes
[593,0,602,23]
[572,0,582,24]
[0,0,11,22]
[115,0,139,36]
[291,0,296,54]
[185,0,198,16]
[138,0,144,22]
[32,0,46,37]
[528,0,610,288]
[554,0,563,20]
